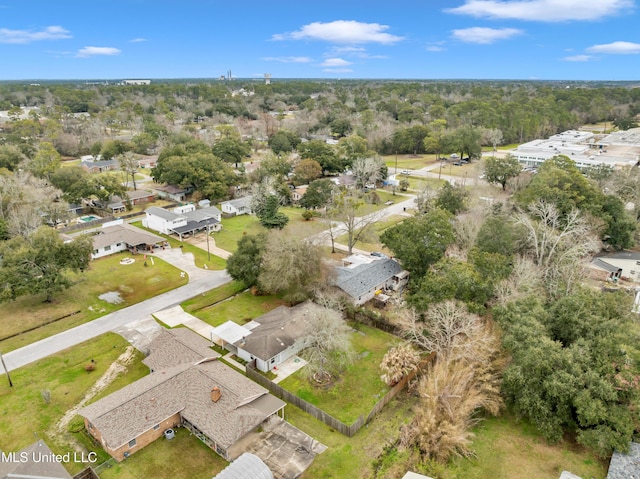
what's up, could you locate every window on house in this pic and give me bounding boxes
[153,424,160,430]
[105,245,111,251]
[128,438,137,448]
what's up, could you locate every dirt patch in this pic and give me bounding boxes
[49,346,137,452]
[98,291,124,304]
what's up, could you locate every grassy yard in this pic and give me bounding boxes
[419,414,607,479]
[335,214,406,253]
[279,323,401,424]
[182,280,247,313]
[383,154,439,170]
[0,333,149,475]
[97,427,228,479]
[0,252,187,353]
[191,290,286,327]
[211,215,265,253]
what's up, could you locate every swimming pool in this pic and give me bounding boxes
[79,215,100,223]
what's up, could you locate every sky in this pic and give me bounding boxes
[1,0,639,81]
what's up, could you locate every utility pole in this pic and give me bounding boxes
[206,226,211,262]
[0,352,13,387]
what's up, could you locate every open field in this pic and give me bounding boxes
[0,252,187,353]
[0,333,149,475]
[279,323,401,424]
[383,154,439,171]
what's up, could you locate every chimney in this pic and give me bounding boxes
[211,386,221,403]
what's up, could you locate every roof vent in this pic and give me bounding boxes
[211,386,221,403]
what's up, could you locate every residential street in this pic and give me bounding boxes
[3,267,231,372]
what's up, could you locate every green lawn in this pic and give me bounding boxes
[98,427,227,479]
[191,290,286,327]
[383,154,439,170]
[182,280,247,313]
[405,176,447,192]
[419,414,607,479]
[212,215,265,253]
[279,323,401,424]
[0,252,188,353]
[0,333,149,475]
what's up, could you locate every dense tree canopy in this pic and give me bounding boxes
[226,232,267,288]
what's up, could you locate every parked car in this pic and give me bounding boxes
[450,153,459,159]
[453,161,462,166]
[371,252,388,258]
[400,169,411,175]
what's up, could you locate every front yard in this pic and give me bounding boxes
[0,252,188,353]
[190,290,286,327]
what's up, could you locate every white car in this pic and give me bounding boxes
[400,169,411,175]
[450,153,459,159]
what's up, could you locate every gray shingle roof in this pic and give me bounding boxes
[222,196,252,209]
[607,442,640,479]
[590,258,622,274]
[238,302,326,361]
[92,223,164,250]
[0,440,73,478]
[335,258,404,299]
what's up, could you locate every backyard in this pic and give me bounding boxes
[190,290,286,327]
[0,252,187,353]
[279,323,401,424]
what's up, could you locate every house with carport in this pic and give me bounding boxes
[91,221,164,259]
[211,301,327,372]
[143,204,222,240]
[78,328,286,462]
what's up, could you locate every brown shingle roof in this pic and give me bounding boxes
[79,329,284,452]
[92,223,164,250]
[143,328,220,371]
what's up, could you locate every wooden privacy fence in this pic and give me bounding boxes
[246,352,436,438]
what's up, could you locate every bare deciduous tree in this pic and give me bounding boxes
[328,193,384,255]
[514,200,600,295]
[351,157,385,190]
[380,342,421,386]
[301,306,354,382]
[493,255,543,306]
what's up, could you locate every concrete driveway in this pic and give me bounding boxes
[229,416,326,479]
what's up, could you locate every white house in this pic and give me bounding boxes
[221,196,253,216]
[91,221,164,259]
[211,302,327,373]
[143,204,222,240]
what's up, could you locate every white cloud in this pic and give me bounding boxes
[452,27,523,44]
[262,56,312,63]
[320,58,353,67]
[76,46,121,58]
[273,20,403,44]
[0,25,71,44]
[323,68,354,73]
[563,54,593,61]
[587,41,640,54]
[130,38,147,43]
[426,41,446,52]
[446,0,633,22]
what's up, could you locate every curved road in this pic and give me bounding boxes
[3,269,231,372]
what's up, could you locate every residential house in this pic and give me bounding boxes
[607,442,640,479]
[143,204,222,240]
[154,184,191,202]
[136,155,157,169]
[0,440,73,479]
[591,251,640,283]
[127,189,156,205]
[91,221,164,259]
[79,328,286,462]
[221,196,253,216]
[211,301,327,372]
[291,185,309,203]
[333,254,410,305]
[81,155,119,174]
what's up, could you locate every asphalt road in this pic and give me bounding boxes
[3,269,231,372]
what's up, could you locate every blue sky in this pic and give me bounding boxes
[1,0,639,81]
